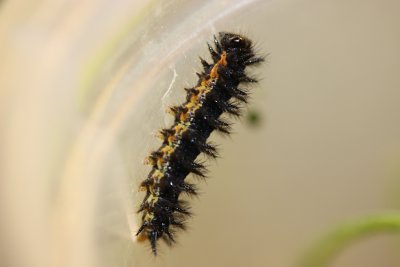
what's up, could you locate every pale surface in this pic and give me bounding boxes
[0,0,399,267]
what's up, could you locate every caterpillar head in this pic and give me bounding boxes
[219,32,252,50]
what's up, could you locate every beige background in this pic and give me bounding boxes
[0,0,399,267]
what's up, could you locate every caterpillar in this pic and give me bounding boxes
[136,32,264,255]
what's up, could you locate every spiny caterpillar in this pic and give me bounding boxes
[136,32,264,255]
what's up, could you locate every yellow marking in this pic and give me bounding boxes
[144,210,155,221]
[144,194,159,213]
[139,52,229,220]
[197,84,206,91]
[180,102,196,121]
[167,134,175,144]
[161,145,174,154]
[157,157,164,169]
[209,51,227,80]
[185,102,196,109]
[209,68,218,79]
[219,51,227,66]
[190,94,198,103]
[152,169,163,179]
[200,79,208,86]
[180,112,188,122]
[173,124,183,132]
[173,123,187,135]
[137,231,148,242]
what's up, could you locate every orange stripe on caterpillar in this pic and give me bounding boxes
[136,32,264,255]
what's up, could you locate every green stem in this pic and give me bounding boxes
[300,213,400,267]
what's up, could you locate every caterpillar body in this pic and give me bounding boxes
[136,32,264,255]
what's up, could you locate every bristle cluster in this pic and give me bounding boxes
[136,32,264,255]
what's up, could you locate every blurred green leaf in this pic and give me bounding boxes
[300,213,400,267]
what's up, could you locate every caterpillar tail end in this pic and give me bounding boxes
[136,223,158,256]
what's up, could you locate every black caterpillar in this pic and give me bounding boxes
[136,32,264,255]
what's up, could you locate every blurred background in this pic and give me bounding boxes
[0,0,399,267]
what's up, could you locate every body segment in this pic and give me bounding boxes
[136,32,264,255]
